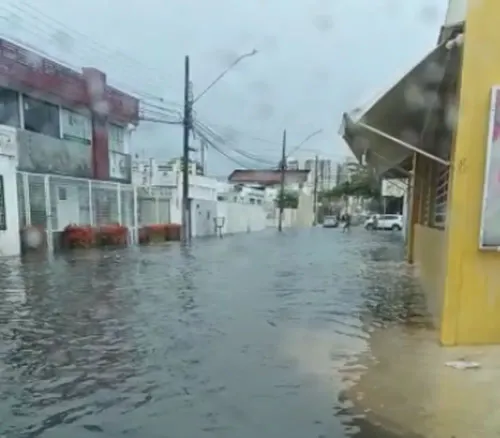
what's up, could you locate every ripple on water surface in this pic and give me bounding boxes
[0,229,425,437]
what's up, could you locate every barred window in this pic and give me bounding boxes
[432,164,449,227]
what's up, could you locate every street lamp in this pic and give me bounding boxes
[193,49,258,104]
[286,129,323,158]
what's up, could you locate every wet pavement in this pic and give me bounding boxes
[0,227,426,438]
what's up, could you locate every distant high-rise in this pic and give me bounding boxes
[303,158,337,190]
[286,157,299,170]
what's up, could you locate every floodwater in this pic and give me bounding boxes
[0,228,428,438]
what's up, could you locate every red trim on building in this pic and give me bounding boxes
[0,38,140,180]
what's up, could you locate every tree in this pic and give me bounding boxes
[275,190,299,209]
[321,164,381,201]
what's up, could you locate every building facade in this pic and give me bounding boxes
[303,158,338,190]
[132,157,202,187]
[0,38,139,255]
[340,0,500,345]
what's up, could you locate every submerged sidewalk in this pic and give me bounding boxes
[339,305,500,437]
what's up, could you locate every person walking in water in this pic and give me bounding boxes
[343,212,351,233]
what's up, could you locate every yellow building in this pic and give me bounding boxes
[340,0,500,346]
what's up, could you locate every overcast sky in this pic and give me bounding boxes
[1,0,447,175]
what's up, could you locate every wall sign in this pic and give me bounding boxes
[0,175,6,230]
[479,86,500,249]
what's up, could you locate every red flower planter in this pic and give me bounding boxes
[62,224,129,249]
[138,223,182,244]
[165,223,181,241]
[95,224,128,247]
[62,224,95,249]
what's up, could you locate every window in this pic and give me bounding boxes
[61,108,91,143]
[58,187,67,201]
[0,88,19,127]
[108,123,125,152]
[23,95,60,138]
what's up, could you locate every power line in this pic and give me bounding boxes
[3,0,181,99]
[193,120,279,164]
[197,120,282,146]
[0,4,183,109]
[0,27,177,113]
[0,28,186,123]
[193,123,273,169]
[192,120,277,167]
[0,4,280,173]
[195,130,254,169]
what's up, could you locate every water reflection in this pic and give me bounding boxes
[337,233,434,437]
[0,229,425,437]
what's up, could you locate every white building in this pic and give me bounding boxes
[303,158,338,190]
[133,161,270,238]
[132,157,202,187]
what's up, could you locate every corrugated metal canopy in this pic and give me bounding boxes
[339,39,460,175]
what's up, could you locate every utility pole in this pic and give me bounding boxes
[313,154,319,226]
[278,129,287,232]
[182,56,192,243]
[200,138,206,175]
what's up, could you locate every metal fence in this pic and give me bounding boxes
[17,172,172,250]
[136,186,172,226]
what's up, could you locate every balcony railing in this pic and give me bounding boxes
[17,129,92,178]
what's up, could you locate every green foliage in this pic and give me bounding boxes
[321,164,381,200]
[275,190,299,209]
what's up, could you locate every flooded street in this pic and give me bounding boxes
[0,228,426,438]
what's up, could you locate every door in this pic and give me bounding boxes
[56,185,80,230]
[192,200,217,237]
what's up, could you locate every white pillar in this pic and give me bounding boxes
[23,172,30,225]
[88,180,94,226]
[117,184,122,225]
[44,175,53,254]
[0,125,21,256]
[132,185,139,244]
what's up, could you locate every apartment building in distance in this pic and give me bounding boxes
[303,157,340,190]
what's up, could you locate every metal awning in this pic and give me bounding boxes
[339,36,462,175]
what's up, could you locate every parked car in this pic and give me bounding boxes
[322,216,339,228]
[364,214,403,231]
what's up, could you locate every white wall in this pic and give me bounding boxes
[296,192,314,226]
[169,174,219,227]
[191,199,218,237]
[266,208,298,228]
[144,173,269,237]
[216,201,267,235]
[0,125,21,256]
